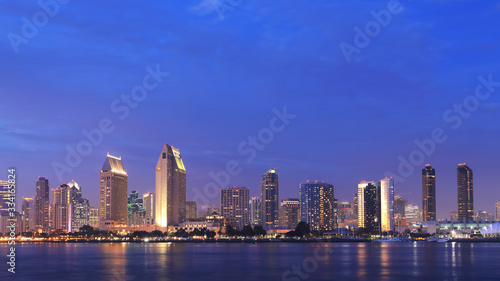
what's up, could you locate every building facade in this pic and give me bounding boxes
[21,197,36,233]
[155,144,187,227]
[220,187,250,229]
[35,177,50,233]
[457,163,474,222]
[261,169,279,227]
[300,181,335,231]
[249,197,261,226]
[357,178,395,232]
[186,201,197,221]
[422,164,436,221]
[278,198,300,228]
[0,180,9,215]
[143,192,155,225]
[99,154,128,226]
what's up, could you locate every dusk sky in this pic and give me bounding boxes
[1,1,499,219]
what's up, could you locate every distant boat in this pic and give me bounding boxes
[427,236,450,242]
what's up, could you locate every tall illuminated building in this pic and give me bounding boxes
[422,164,436,221]
[300,181,335,231]
[21,197,36,233]
[0,180,9,215]
[143,192,156,225]
[279,198,300,228]
[457,163,473,222]
[89,207,100,229]
[186,201,197,221]
[357,177,394,232]
[35,177,50,233]
[155,144,186,227]
[220,187,250,229]
[99,154,128,226]
[52,183,70,232]
[261,168,279,227]
[249,197,261,226]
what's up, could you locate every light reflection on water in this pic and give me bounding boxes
[0,242,499,280]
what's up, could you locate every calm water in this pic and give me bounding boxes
[1,242,499,280]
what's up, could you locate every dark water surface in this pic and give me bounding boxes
[1,242,499,280]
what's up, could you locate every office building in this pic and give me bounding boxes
[143,192,155,225]
[249,197,261,226]
[155,144,187,227]
[357,177,394,232]
[35,177,50,233]
[186,201,197,221]
[279,198,300,228]
[0,180,9,215]
[89,207,100,229]
[422,164,436,221]
[99,154,128,226]
[220,187,250,229]
[261,168,279,227]
[300,181,335,231]
[21,197,36,233]
[394,195,407,218]
[457,163,473,222]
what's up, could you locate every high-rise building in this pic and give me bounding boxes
[89,207,100,229]
[52,183,71,232]
[394,195,407,218]
[300,181,335,231]
[405,204,423,225]
[475,210,494,222]
[357,178,394,232]
[261,168,279,227]
[337,201,355,224]
[249,197,261,226]
[99,154,128,226]
[21,197,36,233]
[128,191,146,226]
[457,163,473,222]
[186,201,197,221]
[35,177,50,233]
[155,144,187,227]
[220,187,250,229]
[69,197,89,232]
[496,202,500,221]
[422,164,436,221]
[0,180,9,215]
[279,198,300,228]
[353,193,358,221]
[143,192,155,225]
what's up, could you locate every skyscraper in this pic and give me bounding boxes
[457,163,473,222]
[89,207,100,229]
[35,177,50,233]
[422,164,436,221]
[185,201,197,221]
[67,180,89,232]
[279,198,300,228]
[357,178,394,232]
[143,192,155,225]
[249,197,261,226]
[261,168,279,227]
[155,144,187,227]
[21,197,35,233]
[128,191,146,226]
[99,154,128,226]
[300,181,335,231]
[220,187,250,229]
[0,180,9,215]
[394,195,407,218]
[52,183,71,232]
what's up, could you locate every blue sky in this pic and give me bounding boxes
[1,0,499,219]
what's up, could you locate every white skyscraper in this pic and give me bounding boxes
[155,144,186,228]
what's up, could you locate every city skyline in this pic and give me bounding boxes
[2,2,500,221]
